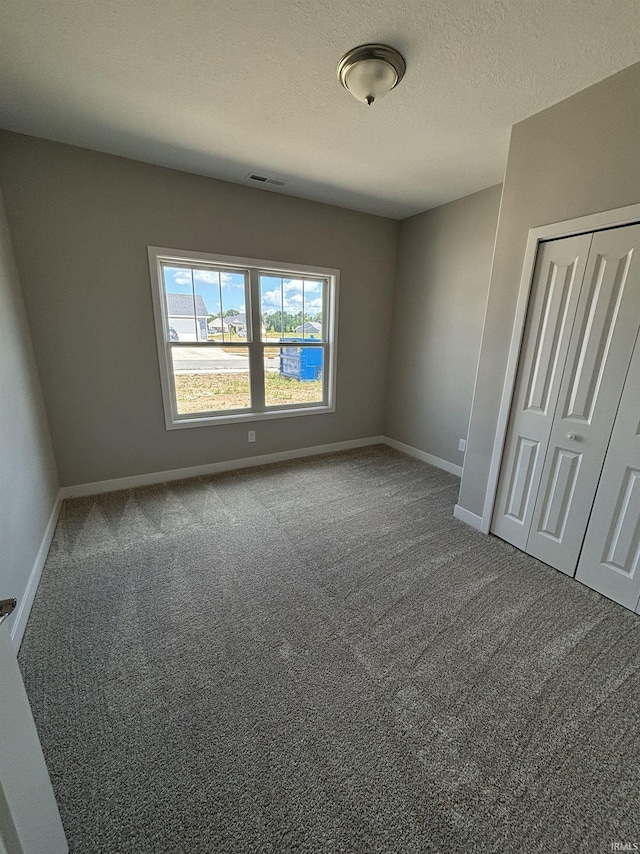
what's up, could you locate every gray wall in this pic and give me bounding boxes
[0,183,58,634]
[459,61,640,518]
[0,132,399,486]
[385,185,502,466]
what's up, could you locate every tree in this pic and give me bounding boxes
[208,308,241,322]
[265,311,297,333]
[265,311,320,334]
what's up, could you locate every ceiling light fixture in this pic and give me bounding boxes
[337,43,406,106]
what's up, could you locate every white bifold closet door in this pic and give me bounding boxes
[491,234,592,551]
[492,223,640,601]
[526,224,640,574]
[575,331,640,612]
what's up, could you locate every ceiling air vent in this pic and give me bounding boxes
[247,173,286,187]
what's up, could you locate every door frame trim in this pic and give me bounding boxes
[480,201,640,535]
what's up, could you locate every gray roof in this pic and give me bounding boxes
[225,313,246,326]
[166,293,209,317]
[295,321,322,334]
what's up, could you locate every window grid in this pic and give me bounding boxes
[149,248,338,429]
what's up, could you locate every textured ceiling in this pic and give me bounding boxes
[1,0,640,219]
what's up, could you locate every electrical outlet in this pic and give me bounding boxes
[458,438,467,452]
[248,430,256,443]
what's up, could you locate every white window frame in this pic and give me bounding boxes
[148,246,339,429]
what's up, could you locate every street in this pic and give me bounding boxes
[172,346,279,373]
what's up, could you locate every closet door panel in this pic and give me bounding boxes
[575,332,640,610]
[491,235,592,548]
[527,224,640,575]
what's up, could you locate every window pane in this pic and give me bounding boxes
[195,268,248,342]
[170,346,250,414]
[260,275,325,342]
[194,269,221,342]
[162,264,248,343]
[264,346,324,407]
[162,265,198,341]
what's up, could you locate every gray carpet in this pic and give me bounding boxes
[19,446,640,853]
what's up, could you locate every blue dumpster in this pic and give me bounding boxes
[279,339,323,381]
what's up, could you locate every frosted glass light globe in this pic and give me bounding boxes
[337,44,406,106]
[343,58,399,105]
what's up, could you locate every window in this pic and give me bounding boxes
[148,247,338,428]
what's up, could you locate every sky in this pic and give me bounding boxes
[162,266,324,320]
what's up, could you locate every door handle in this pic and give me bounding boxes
[566,433,581,441]
[0,598,17,626]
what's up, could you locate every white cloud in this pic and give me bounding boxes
[196,270,242,287]
[261,287,322,315]
[172,269,244,287]
[193,270,220,284]
[172,269,193,285]
[280,279,322,294]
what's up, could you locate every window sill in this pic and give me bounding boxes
[165,403,335,430]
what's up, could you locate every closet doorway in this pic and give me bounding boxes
[489,212,640,613]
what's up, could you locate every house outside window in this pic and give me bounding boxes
[148,247,339,429]
[166,293,210,341]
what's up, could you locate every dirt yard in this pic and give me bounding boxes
[175,372,323,413]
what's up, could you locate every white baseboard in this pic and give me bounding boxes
[453,503,487,533]
[12,493,63,651]
[382,436,463,477]
[59,436,385,499]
